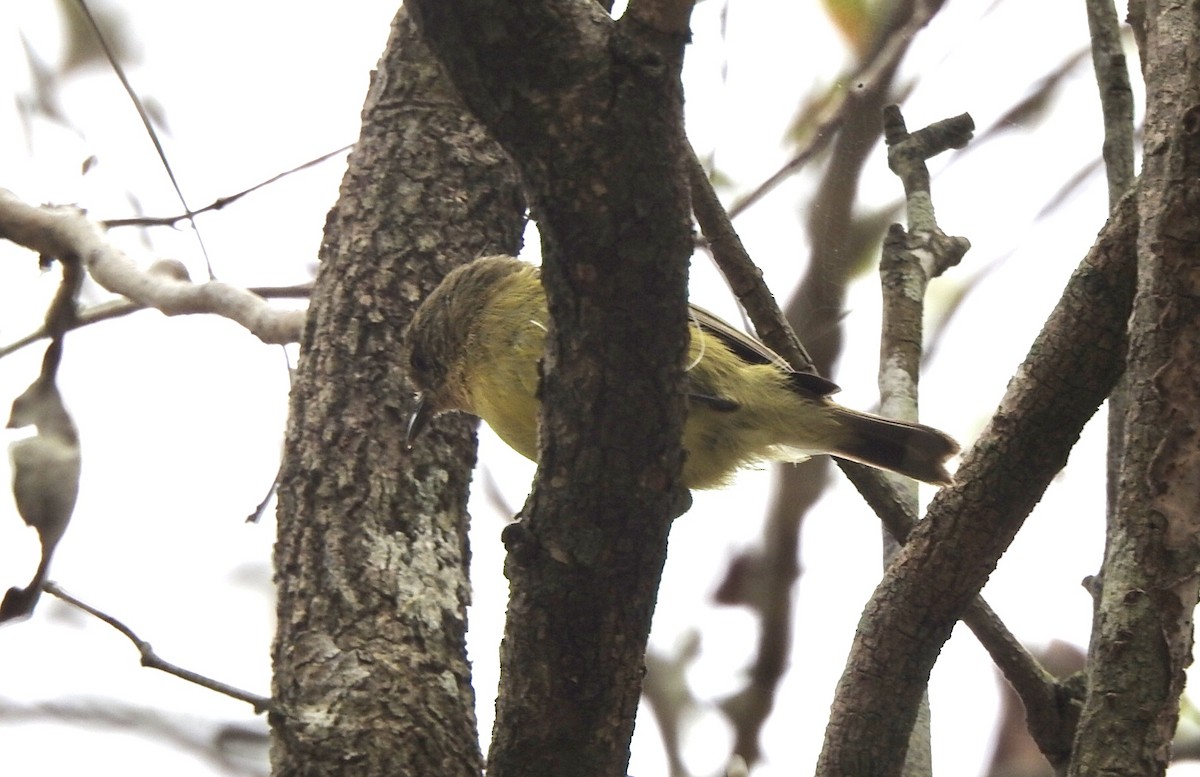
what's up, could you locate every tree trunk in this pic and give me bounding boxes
[817,191,1138,777]
[1069,1,1200,773]
[270,10,524,776]
[408,3,696,775]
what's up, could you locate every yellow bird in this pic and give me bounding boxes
[405,255,958,489]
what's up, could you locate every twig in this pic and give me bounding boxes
[643,636,701,777]
[1084,0,1136,589]
[693,103,1071,770]
[0,698,268,776]
[42,581,275,715]
[0,284,312,360]
[245,467,280,524]
[885,106,1079,767]
[724,1,941,220]
[103,145,354,229]
[692,7,954,764]
[877,108,973,426]
[875,106,973,775]
[0,188,306,346]
[74,0,214,279]
[689,151,814,372]
[1083,0,1135,209]
[883,107,973,272]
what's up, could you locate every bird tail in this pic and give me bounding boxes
[827,407,960,486]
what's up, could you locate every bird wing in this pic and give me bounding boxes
[687,304,840,397]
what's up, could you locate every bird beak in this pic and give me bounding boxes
[406,393,433,449]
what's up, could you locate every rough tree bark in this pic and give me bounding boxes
[817,190,1138,776]
[1069,1,1200,773]
[271,3,1197,777]
[817,4,1200,769]
[270,10,524,776]
[407,2,696,775]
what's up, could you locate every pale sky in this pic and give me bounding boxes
[1,2,1176,777]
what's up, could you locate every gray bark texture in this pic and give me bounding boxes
[270,10,524,777]
[407,2,696,775]
[1069,1,1200,773]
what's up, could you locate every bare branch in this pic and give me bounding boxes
[882,107,973,275]
[42,582,275,714]
[725,1,942,220]
[1070,1,1200,771]
[643,636,701,777]
[72,0,215,278]
[0,697,268,777]
[1085,0,1137,597]
[692,108,1068,772]
[0,283,311,360]
[689,151,814,372]
[875,106,972,777]
[103,145,354,229]
[819,190,1138,777]
[1084,0,1136,208]
[0,188,306,346]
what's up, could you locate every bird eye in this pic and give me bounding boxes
[410,349,431,374]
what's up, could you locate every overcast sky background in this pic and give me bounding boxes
[3,2,1188,776]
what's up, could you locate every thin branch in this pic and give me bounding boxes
[689,151,814,371]
[882,107,973,273]
[819,189,1138,777]
[103,145,354,229]
[1085,0,1136,603]
[73,0,215,279]
[838,458,1079,768]
[643,636,701,777]
[0,188,306,346]
[692,108,1071,770]
[875,106,973,777]
[42,581,275,714]
[0,283,312,360]
[1083,0,1135,208]
[837,110,1081,770]
[724,1,940,220]
[0,698,268,777]
[695,6,949,764]
[245,466,280,524]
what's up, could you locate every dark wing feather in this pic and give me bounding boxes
[688,304,840,397]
